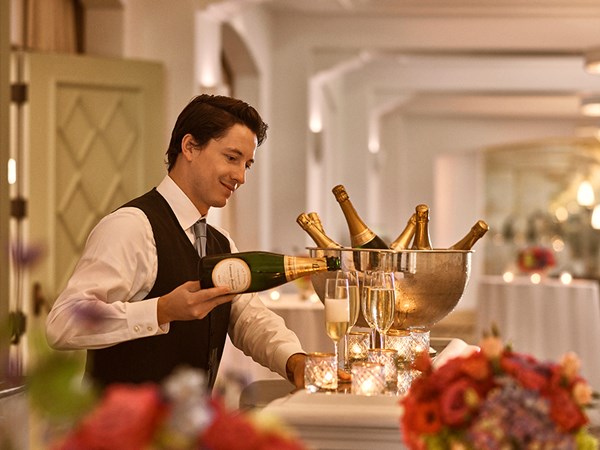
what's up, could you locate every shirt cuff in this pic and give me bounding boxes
[271,342,306,379]
[126,298,168,338]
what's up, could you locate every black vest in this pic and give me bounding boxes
[86,188,231,388]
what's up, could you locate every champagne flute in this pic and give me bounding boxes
[360,270,379,348]
[324,276,350,377]
[364,270,396,349]
[341,270,361,371]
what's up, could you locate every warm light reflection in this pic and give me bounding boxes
[554,206,569,222]
[309,293,320,303]
[592,205,600,230]
[560,272,573,284]
[195,12,222,88]
[502,271,514,283]
[551,237,565,252]
[577,180,595,207]
[581,100,600,117]
[269,290,281,301]
[530,273,542,284]
[8,158,16,185]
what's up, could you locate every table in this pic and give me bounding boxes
[263,390,405,450]
[216,293,332,387]
[476,275,600,390]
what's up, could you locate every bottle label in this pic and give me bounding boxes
[212,258,252,293]
[285,256,328,279]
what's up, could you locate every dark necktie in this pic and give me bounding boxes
[193,218,207,257]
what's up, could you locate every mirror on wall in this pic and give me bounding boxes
[484,136,600,280]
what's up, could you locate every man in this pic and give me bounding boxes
[46,94,306,389]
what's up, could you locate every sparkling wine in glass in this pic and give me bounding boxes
[360,270,377,348]
[324,276,350,376]
[364,270,396,349]
[342,270,361,371]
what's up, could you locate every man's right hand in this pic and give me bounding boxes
[157,281,234,325]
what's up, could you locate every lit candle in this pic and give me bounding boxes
[351,362,385,396]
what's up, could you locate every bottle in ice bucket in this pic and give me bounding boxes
[411,204,433,250]
[390,213,417,251]
[308,212,325,233]
[296,212,342,248]
[198,251,341,293]
[449,219,489,250]
[331,184,389,249]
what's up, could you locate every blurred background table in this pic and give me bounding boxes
[476,274,600,390]
[216,292,332,386]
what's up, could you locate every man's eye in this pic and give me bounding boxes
[245,164,252,171]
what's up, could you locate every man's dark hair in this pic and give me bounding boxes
[166,94,268,171]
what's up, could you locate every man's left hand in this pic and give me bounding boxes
[285,353,306,389]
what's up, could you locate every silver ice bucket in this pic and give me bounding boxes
[308,248,472,330]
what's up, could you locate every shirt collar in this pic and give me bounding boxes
[156,175,206,231]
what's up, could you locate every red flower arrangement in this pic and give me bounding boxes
[50,368,306,450]
[400,333,598,449]
[517,246,556,273]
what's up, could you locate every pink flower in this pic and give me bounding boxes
[479,336,504,359]
[572,381,593,406]
[559,352,581,381]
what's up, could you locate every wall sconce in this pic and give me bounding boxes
[577,180,595,207]
[584,48,600,74]
[581,96,600,117]
[592,204,600,229]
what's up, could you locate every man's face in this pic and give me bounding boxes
[186,124,257,215]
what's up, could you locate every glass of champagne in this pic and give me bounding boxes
[360,270,377,348]
[364,270,396,349]
[324,276,350,377]
[340,270,361,371]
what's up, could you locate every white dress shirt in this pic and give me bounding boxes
[46,175,304,379]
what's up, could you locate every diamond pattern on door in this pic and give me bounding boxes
[55,86,141,289]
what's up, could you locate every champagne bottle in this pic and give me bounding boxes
[198,251,341,294]
[308,212,324,232]
[449,220,489,250]
[411,204,433,250]
[296,213,342,248]
[331,184,389,249]
[390,213,417,251]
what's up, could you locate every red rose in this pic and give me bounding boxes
[549,388,588,432]
[401,397,443,435]
[55,384,166,450]
[501,353,549,391]
[439,378,480,427]
[201,404,263,450]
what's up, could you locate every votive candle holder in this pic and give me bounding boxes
[351,362,386,396]
[305,352,338,393]
[367,348,399,393]
[347,330,370,364]
[410,327,430,356]
[384,329,415,362]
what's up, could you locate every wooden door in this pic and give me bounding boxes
[15,51,164,369]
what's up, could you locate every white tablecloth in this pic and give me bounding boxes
[216,293,332,385]
[263,390,405,450]
[476,275,600,390]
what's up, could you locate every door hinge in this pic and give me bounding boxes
[11,83,28,105]
[10,197,27,220]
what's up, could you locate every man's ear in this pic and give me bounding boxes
[181,134,197,161]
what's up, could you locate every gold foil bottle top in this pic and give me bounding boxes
[411,204,433,250]
[332,185,349,202]
[450,220,489,250]
[390,213,417,251]
[415,204,429,222]
[308,212,324,232]
[296,212,342,248]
